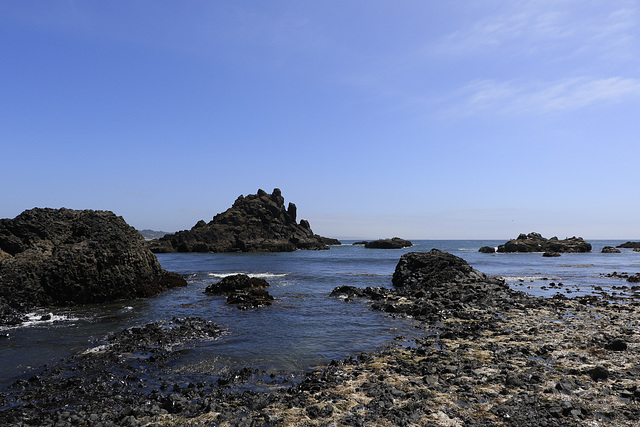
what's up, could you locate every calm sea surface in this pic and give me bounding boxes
[2,239,639,389]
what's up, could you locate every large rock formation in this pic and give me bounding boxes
[148,188,331,253]
[392,249,503,292]
[364,237,412,249]
[0,208,187,323]
[496,232,591,253]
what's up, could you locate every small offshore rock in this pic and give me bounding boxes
[364,237,412,249]
[602,246,621,253]
[497,232,591,253]
[478,246,496,253]
[543,251,561,257]
[205,274,273,309]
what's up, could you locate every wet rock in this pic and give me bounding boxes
[148,188,332,253]
[602,246,622,253]
[364,237,412,249]
[497,232,592,253]
[479,246,496,253]
[205,274,274,309]
[617,241,640,249]
[0,208,187,323]
[392,249,503,291]
[543,251,561,257]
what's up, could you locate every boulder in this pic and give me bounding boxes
[497,232,591,253]
[602,246,621,253]
[205,274,274,309]
[148,188,332,253]
[364,237,412,249]
[392,249,503,291]
[478,246,496,253]
[0,208,187,321]
[543,251,561,257]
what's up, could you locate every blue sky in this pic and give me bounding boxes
[2,1,639,239]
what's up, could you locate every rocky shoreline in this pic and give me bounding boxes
[2,251,640,426]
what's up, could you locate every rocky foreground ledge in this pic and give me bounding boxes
[3,250,640,426]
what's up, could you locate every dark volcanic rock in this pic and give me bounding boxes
[205,274,274,309]
[617,241,640,248]
[0,208,187,321]
[543,251,561,257]
[319,236,342,245]
[479,246,496,253]
[497,232,591,253]
[392,249,501,291]
[148,188,331,253]
[364,237,412,249]
[602,246,621,253]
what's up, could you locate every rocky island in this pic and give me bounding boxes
[496,232,592,253]
[364,237,413,249]
[0,208,187,325]
[148,188,335,253]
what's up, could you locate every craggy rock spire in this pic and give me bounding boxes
[149,188,333,253]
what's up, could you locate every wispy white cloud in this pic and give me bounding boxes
[444,76,640,116]
[430,0,638,62]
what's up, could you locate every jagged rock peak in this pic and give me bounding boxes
[149,188,337,253]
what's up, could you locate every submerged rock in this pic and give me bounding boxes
[0,208,187,322]
[148,188,333,253]
[364,237,412,249]
[497,232,591,253]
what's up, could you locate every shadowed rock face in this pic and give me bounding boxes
[364,237,412,249]
[497,232,591,253]
[0,208,187,321]
[392,249,502,292]
[148,188,331,253]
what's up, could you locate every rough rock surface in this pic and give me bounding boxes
[497,232,591,253]
[617,241,640,248]
[148,189,331,253]
[364,237,412,249]
[602,246,622,253]
[0,208,186,324]
[204,274,274,309]
[4,250,640,426]
[478,246,496,253]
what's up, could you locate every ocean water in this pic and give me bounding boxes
[1,239,639,390]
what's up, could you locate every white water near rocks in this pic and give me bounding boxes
[1,239,638,390]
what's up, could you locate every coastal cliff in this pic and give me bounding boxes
[0,208,186,324]
[148,188,333,253]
